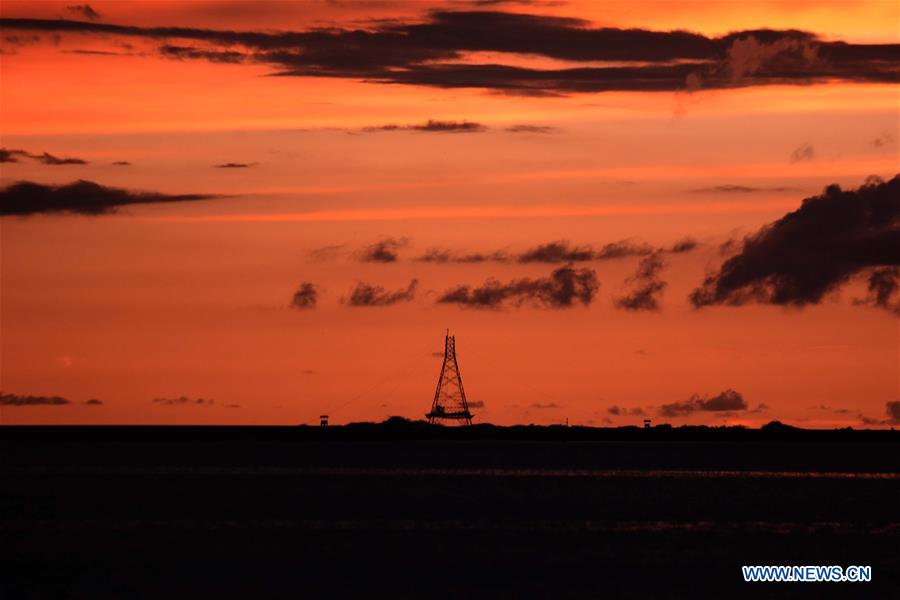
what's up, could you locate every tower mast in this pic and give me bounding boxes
[426,330,473,426]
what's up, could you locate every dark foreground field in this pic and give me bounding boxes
[2,424,899,599]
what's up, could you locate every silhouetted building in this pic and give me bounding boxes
[320,415,329,427]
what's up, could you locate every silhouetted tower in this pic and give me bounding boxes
[427,330,473,426]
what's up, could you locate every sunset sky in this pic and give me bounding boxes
[1,0,897,427]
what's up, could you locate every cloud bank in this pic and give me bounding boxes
[854,267,900,314]
[691,184,799,194]
[420,239,695,264]
[0,392,71,406]
[1,147,87,165]
[290,283,318,309]
[438,264,598,309]
[615,253,667,311]
[214,162,256,168]
[356,237,409,263]
[152,396,214,406]
[690,175,900,312]
[361,120,486,133]
[2,12,896,95]
[860,401,900,426]
[0,179,219,216]
[417,248,511,263]
[346,279,418,306]
[660,389,748,417]
[66,5,100,20]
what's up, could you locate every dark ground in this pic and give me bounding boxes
[2,423,899,598]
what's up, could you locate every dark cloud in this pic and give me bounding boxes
[789,143,815,163]
[607,405,644,416]
[111,161,131,166]
[0,147,87,165]
[0,179,219,216]
[854,267,900,314]
[152,396,214,406]
[366,20,898,95]
[63,49,129,56]
[690,176,900,311]
[419,238,692,264]
[860,401,900,426]
[2,13,896,95]
[633,252,665,280]
[615,253,667,311]
[374,62,705,95]
[66,5,101,20]
[0,148,21,162]
[669,237,698,253]
[361,119,486,133]
[466,0,547,5]
[346,279,418,306]
[888,401,900,424]
[0,392,70,406]
[518,240,595,263]
[290,283,318,309]
[417,248,510,263]
[160,45,245,63]
[659,389,748,417]
[504,124,558,133]
[595,240,656,260]
[467,400,486,408]
[356,237,408,262]
[691,184,799,193]
[438,264,598,309]
[214,162,256,168]
[83,398,103,405]
[529,402,563,409]
[518,239,685,262]
[34,152,87,165]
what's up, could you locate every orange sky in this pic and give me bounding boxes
[1,1,898,426]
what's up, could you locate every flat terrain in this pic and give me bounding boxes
[2,425,899,598]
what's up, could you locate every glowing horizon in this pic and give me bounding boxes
[1,1,898,427]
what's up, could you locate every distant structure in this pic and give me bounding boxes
[643,419,652,429]
[320,415,329,427]
[427,330,474,426]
